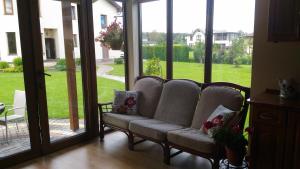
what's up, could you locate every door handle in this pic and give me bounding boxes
[43,72,52,77]
[39,71,52,77]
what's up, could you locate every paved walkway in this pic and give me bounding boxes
[96,64,125,83]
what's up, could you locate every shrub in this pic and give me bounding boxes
[144,57,162,77]
[3,66,22,73]
[0,61,9,69]
[233,57,243,67]
[55,59,66,71]
[114,58,124,64]
[13,57,22,67]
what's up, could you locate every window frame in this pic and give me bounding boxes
[3,0,14,15]
[7,32,17,55]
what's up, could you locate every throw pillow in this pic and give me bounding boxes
[113,90,139,114]
[201,105,236,137]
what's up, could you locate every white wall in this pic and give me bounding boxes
[0,0,21,62]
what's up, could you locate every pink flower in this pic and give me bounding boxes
[232,125,241,134]
[245,127,253,135]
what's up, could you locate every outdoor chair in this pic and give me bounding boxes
[0,90,27,142]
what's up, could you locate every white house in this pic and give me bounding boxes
[213,31,242,49]
[185,29,205,47]
[0,0,122,62]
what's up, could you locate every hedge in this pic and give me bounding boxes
[142,45,191,62]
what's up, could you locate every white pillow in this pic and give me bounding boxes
[201,105,236,137]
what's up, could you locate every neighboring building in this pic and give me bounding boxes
[0,0,121,62]
[185,29,205,47]
[213,31,242,49]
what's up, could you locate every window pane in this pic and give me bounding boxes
[7,32,17,55]
[4,0,13,14]
[100,15,107,29]
[141,0,166,78]
[71,6,76,20]
[173,0,206,82]
[212,0,255,87]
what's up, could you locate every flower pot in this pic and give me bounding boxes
[225,146,245,166]
[110,41,123,50]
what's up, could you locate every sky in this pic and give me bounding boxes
[141,0,255,33]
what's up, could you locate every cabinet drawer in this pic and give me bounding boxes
[252,106,284,125]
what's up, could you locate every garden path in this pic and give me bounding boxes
[97,64,125,83]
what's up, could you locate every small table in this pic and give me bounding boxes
[0,103,5,115]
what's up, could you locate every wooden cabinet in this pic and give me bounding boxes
[268,0,300,41]
[249,92,300,169]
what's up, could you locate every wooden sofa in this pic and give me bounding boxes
[98,76,250,169]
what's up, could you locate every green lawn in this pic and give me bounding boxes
[110,61,251,87]
[0,71,124,119]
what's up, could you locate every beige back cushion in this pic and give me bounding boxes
[154,80,200,126]
[134,77,163,118]
[191,86,244,129]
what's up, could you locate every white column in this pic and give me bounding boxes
[126,0,140,90]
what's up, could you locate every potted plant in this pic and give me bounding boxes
[204,116,252,166]
[95,19,123,50]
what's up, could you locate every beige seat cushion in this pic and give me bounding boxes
[191,86,243,129]
[154,80,200,126]
[167,128,216,154]
[103,113,149,129]
[134,77,163,118]
[129,119,184,141]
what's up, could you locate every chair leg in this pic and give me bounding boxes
[128,132,134,151]
[5,123,8,143]
[163,143,171,165]
[99,123,104,142]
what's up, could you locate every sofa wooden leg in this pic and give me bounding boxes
[99,123,104,142]
[163,143,170,165]
[212,157,220,169]
[128,132,134,151]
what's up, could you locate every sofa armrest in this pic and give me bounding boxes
[98,102,113,114]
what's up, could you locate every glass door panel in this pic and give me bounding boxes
[38,0,85,143]
[0,0,37,160]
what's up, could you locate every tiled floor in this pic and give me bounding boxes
[0,119,85,158]
[9,132,212,169]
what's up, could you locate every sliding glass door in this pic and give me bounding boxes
[0,0,43,167]
[1,0,97,166]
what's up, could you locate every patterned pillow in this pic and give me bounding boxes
[113,90,139,115]
[201,105,236,137]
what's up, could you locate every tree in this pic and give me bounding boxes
[193,42,205,63]
[227,37,246,66]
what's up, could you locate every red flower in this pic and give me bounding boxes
[204,121,215,130]
[125,97,136,108]
[211,115,224,126]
